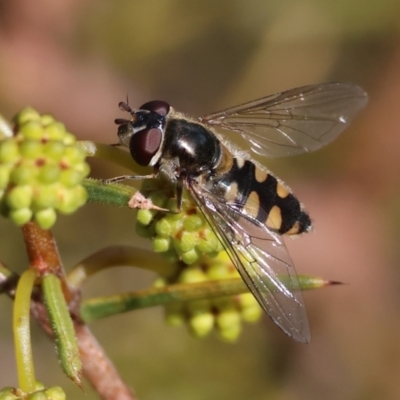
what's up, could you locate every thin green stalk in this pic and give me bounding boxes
[67,246,177,289]
[13,268,38,393]
[80,274,335,322]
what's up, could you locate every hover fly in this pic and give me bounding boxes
[109,82,367,343]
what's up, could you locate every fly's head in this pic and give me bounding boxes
[115,100,170,167]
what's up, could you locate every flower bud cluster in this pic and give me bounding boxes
[0,108,90,229]
[155,252,262,342]
[0,384,66,400]
[135,179,262,341]
[135,179,223,265]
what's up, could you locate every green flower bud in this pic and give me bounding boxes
[63,146,84,164]
[34,208,57,230]
[0,165,11,189]
[136,209,154,226]
[169,218,183,235]
[181,248,199,265]
[40,114,55,126]
[19,140,44,159]
[27,391,48,400]
[35,381,45,390]
[0,387,21,400]
[196,228,220,253]
[57,186,87,214]
[217,322,242,342]
[206,261,232,280]
[155,218,172,237]
[19,121,44,140]
[172,231,197,253]
[241,304,263,323]
[62,132,76,146]
[73,161,90,177]
[183,214,203,232]
[44,387,66,400]
[45,121,66,141]
[179,266,207,283]
[43,141,65,160]
[0,139,19,163]
[189,312,214,337]
[32,184,58,209]
[38,164,61,184]
[10,164,37,185]
[6,185,33,209]
[152,236,171,253]
[60,169,82,187]
[9,207,33,225]
[216,308,241,329]
[16,107,41,124]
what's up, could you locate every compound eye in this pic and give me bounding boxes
[129,128,162,166]
[139,100,170,116]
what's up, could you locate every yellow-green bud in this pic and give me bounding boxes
[179,265,207,283]
[217,322,242,342]
[6,185,33,209]
[45,122,66,141]
[9,207,33,225]
[27,391,48,400]
[152,236,171,253]
[155,218,172,237]
[136,209,154,226]
[189,312,214,338]
[38,164,61,184]
[0,387,21,400]
[0,165,11,189]
[43,141,65,160]
[19,121,43,140]
[0,139,19,163]
[19,140,43,159]
[34,208,57,230]
[183,214,203,231]
[40,114,55,126]
[181,248,199,264]
[172,231,197,253]
[44,387,66,400]
[10,164,37,185]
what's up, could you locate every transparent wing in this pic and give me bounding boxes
[200,82,368,158]
[188,181,310,343]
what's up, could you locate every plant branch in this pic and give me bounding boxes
[67,245,177,289]
[20,222,136,400]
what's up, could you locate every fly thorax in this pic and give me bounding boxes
[162,119,221,177]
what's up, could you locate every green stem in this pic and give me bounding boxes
[80,273,334,322]
[67,246,177,289]
[13,268,38,393]
[81,278,248,322]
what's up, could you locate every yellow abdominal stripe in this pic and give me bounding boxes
[266,205,282,231]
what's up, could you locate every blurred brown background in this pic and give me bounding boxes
[1,0,400,399]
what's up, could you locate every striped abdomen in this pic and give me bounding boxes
[216,158,311,235]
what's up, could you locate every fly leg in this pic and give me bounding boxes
[101,174,156,184]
